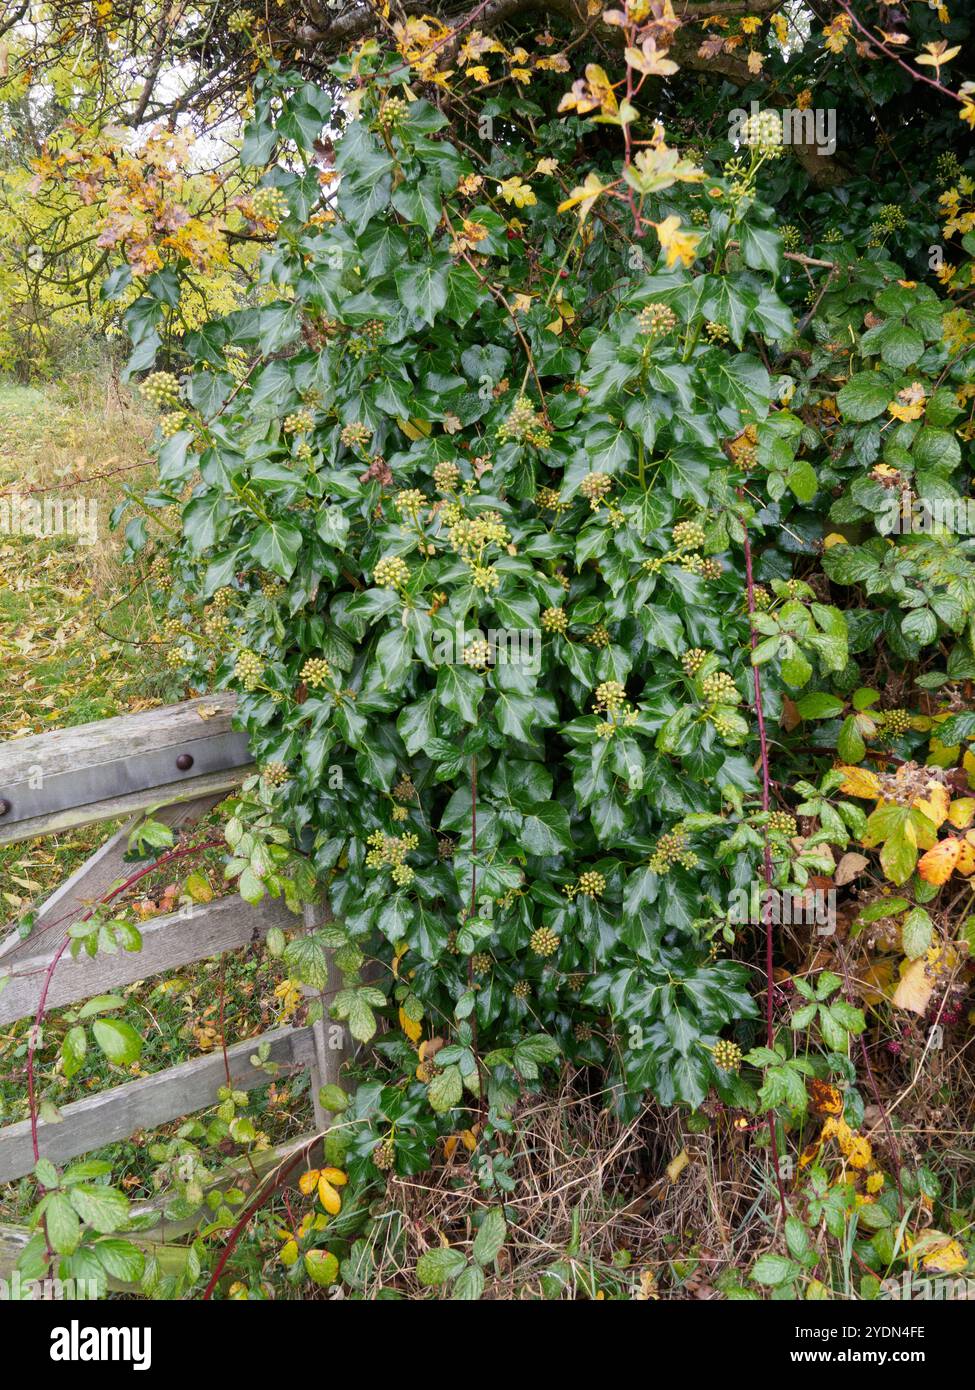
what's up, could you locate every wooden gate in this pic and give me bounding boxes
[0,696,344,1281]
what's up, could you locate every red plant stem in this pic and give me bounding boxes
[202,1146,311,1299]
[27,936,72,1164]
[26,838,224,1166]
[831,0,965,105]
[740,503,789,1225]
[467,756,486,1124]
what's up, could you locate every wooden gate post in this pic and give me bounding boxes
[300,901,348,1130]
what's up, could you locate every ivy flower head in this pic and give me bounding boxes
[374,555,410,589]
[741,109,784,155]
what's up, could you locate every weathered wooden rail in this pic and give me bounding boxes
[0,697,344,1268]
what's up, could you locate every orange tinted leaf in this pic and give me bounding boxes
[958,838,975,876]
[917,837,961,885]
[809,1079,843,1115]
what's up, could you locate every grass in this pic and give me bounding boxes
[0,375,313,1238]
[0,374,175,733]
[0,373,188,913]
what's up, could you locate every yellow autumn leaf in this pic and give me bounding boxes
[842,1134,872,1169]
[624,37,679,78]
[916,41,961,67]
[892,942,957,1013]
[860,959,895,1006]
[965,749,975,786]
[498,175,536,208]
[915,781,949,829]
[317,1170,346,1215]
[909,1231,968,1273]
[923,1237,968,1273]
[799,1137,822,1168]
[557,170,610,221]
[948,797,975,829]
[892,956,934,1014]
[823,533,848,548]
[654,215,702,269]
[298,1168,319,1196]
[399,1005,422,1044]
[666,1148,690,1181]
[837,765,882,799]
[584,63,617,108]
[279,1238,299,1267]
[184,871,213,903]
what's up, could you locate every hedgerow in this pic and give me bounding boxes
[15,3,975,1298]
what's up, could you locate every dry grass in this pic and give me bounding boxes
[0,372,175,735]
[359,1072,776,1300]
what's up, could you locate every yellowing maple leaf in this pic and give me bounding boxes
[623,129,704,194]
[624,37,679,78]
[498,176,536,208]
[654,214,702,268]
[558,63,619,116]
[558,170,611,221]
[916,40,961,68]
